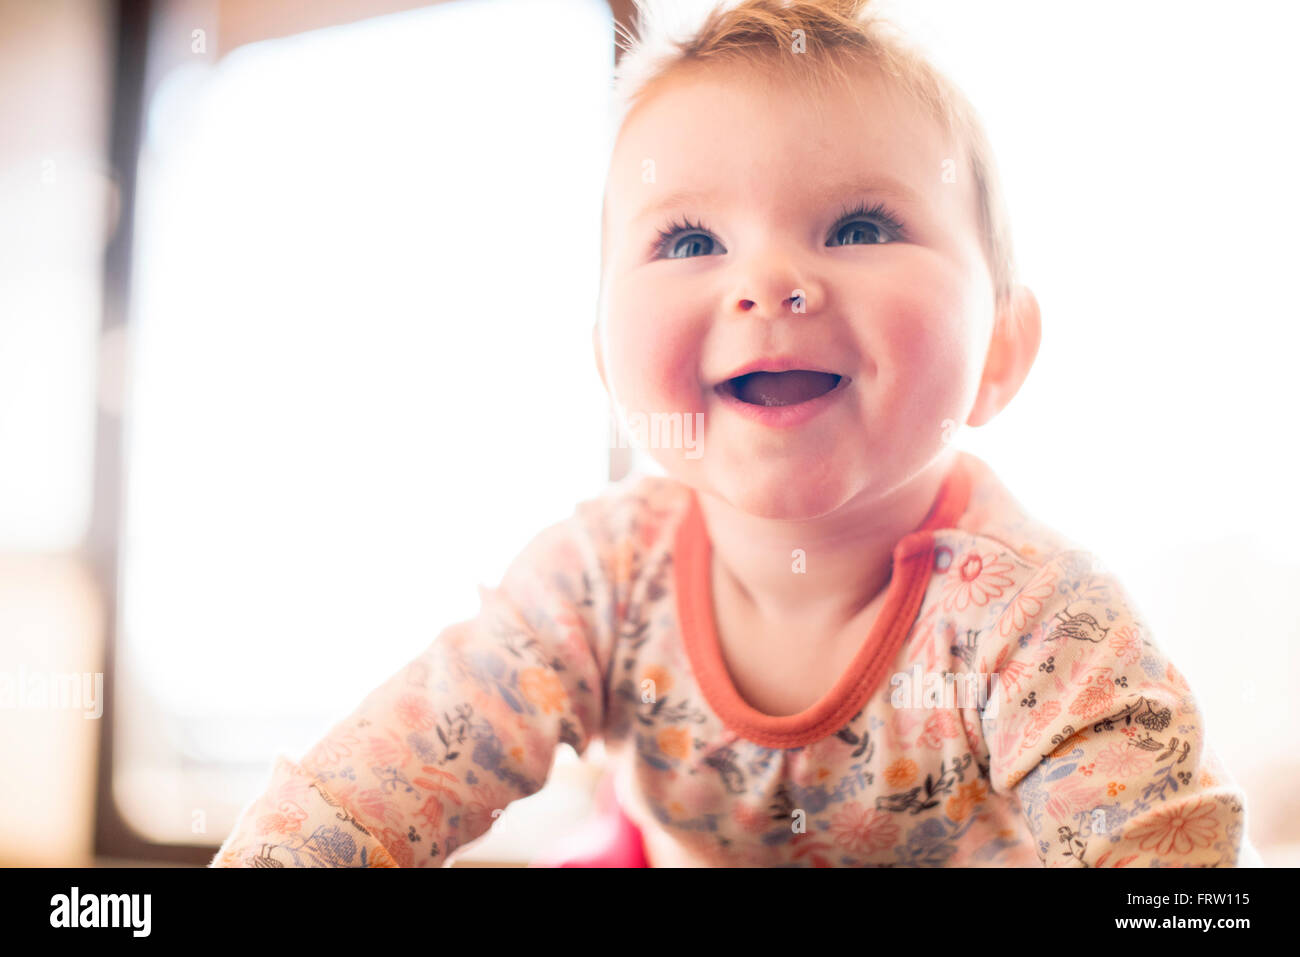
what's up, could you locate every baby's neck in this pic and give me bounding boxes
[694,450,955,636]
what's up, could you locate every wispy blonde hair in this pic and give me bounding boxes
[604,0,1015,306]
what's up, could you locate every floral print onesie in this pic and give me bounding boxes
[210,449,1255,867]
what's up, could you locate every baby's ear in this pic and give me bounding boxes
[966,285,1041,428]
[592,322,609,394]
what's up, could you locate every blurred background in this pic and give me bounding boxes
[1,0,1296,867]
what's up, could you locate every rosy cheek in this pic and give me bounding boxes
[870,279,973,414]
[877,292,948,373]
[606,286,705,413]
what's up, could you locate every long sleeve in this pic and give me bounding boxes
[210,506,616,868]
[978,549,1250,867]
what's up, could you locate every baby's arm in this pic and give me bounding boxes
[209,507,614,867]
[980,551,1250,867]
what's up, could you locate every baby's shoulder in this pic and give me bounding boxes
[515,471,694,583]
[569,471,695,544]
[941,454,1154,647]
[951,451,1093,566]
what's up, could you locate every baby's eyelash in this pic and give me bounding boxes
[651,215,712,258]
[833,200,907,241]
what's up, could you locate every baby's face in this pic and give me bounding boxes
[597,62,997,519]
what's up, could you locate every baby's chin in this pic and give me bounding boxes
[714,468,860,521]
[655,448,864,521]
[723,494,846,522]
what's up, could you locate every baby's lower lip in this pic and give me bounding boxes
[712,374,851,428]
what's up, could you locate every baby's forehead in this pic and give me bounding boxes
[601,63,968,231]
[613,63,958,180]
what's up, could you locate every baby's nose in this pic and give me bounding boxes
[736,287,811,316]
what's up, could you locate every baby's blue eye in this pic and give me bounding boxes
[652,201,906,259]
[654,218,723,260]
[667,233,717,258]
[829,220,888,246]
[826,201,906,247]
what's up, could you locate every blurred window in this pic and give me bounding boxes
[115,0,613,849]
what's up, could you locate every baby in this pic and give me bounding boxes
[211,0,1255,867]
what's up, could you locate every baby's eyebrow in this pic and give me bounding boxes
[631,175,924,225]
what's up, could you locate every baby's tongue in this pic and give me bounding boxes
[732,371,839,407]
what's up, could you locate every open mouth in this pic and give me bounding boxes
[715,370,845,407]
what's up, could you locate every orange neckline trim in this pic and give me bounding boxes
[674,454,973,749]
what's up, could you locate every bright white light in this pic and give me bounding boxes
[0,159,106,550]
[119,0,613,799]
